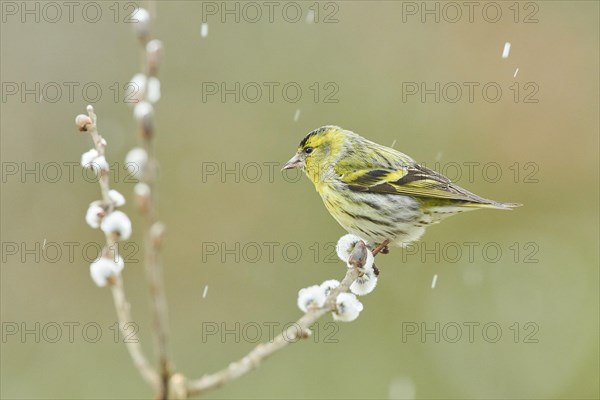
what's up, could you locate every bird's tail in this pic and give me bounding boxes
[465,200,523,210]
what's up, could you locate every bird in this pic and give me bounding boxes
[283,125,521,250]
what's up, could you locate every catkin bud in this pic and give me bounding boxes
[101,211,132,240]
[146,39,164,75]
[134,101,154,138]
[150,222,166,249]
[132,8,151,41]
[125,148,148,180]
[134,182,151,213]
[333,293,363,322]
[90,256,124,287]
[350,269,378,296]
[75,114,92,131]
[297,285,327,312]
[108,190,126,207]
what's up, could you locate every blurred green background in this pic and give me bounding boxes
[1,1,598,399]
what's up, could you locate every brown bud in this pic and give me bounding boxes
[134,183,151,213]
[106,275,118,286]
[75,114,92,132]
[347,240,368,269]
[150,222,166,249]
[298,328,312,339]
[146,40,164,75]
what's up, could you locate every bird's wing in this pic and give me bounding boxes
[339,163,498,205]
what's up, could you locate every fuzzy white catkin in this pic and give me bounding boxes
[75,114,92,129]
[108,190,126,207]
[132,8,151,38]
[146,39,163,54]
[134,101,153,122]
[147,77,161,103]
[350,270,378,296]
[336,234,374,271]
[101,211,132,240]
[125,148,148,179]
[85,203,105,229]
[129,73,147,103]
[90,256,124,287]
[93,156,109,172]
[320,279,340,296]
[335,234,363,261]
[333,292,363,322]
[134,182,151,197]
[297,285,327,312]
[81,149,108,172]
[81,149,99,168]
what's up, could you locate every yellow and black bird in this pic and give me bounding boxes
[283,126,520,248]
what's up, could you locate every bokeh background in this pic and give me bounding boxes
[1,1,598,399]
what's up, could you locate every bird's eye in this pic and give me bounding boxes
[304,147,313,154]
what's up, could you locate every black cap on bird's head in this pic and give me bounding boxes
[282,125,342,171]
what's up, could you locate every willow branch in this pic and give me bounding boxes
[141,199,171,400]
[130,9,172,397]
[79,105,159,389]
[111,275,160,389]
[186,241,373,397]
[84,106,111,205]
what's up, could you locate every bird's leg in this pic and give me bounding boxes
[372,240,390,256]
[367,240,389,277]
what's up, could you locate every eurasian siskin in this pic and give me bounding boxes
[283,125,521,248]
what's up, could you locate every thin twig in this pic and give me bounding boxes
[372,239,390,256]
[141,205,171,399]
[80,105,159,389]
[111,276,160,389]
[132,26,172,399]
[186,242,373,396]
[85,106,111,205]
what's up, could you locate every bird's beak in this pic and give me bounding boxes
[282,153,304,170]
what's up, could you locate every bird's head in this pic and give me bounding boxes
[283,125,347,184]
